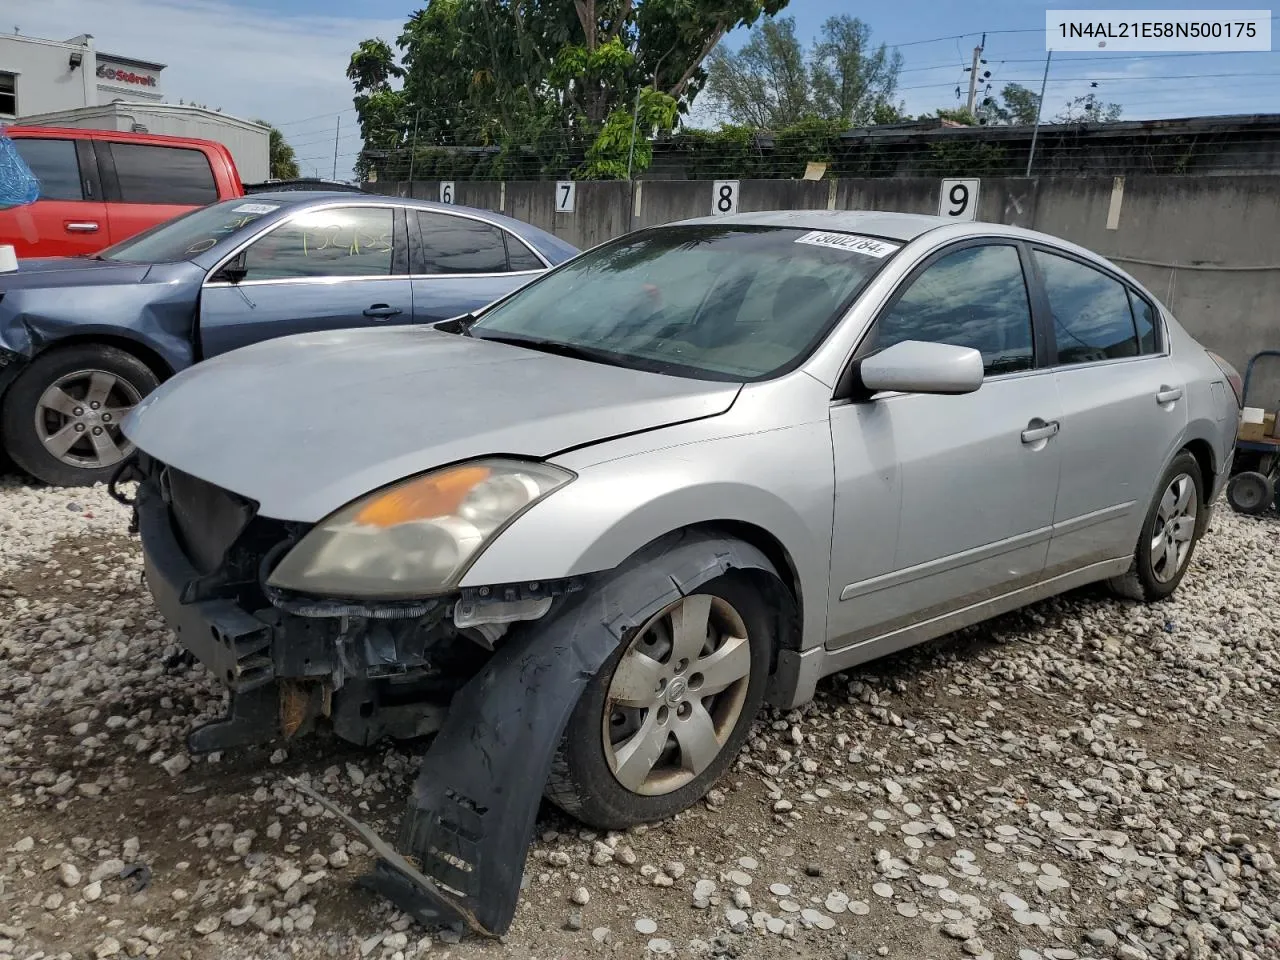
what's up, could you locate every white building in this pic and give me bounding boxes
[1,31,271,184]
[0,32,165,119]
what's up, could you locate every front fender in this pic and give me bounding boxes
[460,421,836,655]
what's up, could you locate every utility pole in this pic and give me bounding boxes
[332,116,340,180]
[1025,49,1053,177]
[965,34,986,115]
[407,111,421,185]
[625,87,642,181]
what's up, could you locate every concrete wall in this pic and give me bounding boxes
[375,175,1280,402]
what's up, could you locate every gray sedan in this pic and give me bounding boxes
[121,210,1240,934]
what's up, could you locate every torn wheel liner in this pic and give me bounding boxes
[371,531,776,937]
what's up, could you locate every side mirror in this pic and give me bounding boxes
[854,340,984,396]
[213,255,247,284]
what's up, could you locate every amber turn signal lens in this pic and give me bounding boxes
[353,466,492,527]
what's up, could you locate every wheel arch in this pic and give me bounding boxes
[32,332,177,384]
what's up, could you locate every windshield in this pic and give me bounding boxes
[469,224,899,380]
[98,198,294,264]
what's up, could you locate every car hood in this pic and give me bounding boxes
[1,256,153,290]
[123,327,741,522]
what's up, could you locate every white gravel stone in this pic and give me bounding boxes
[634,918,658,935]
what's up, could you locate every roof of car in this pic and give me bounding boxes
[675,209,951,242]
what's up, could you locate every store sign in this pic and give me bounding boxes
[97,63,159,88]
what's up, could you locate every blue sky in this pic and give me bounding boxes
[13,0,1279,178]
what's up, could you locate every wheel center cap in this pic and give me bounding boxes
[666,677,688,705]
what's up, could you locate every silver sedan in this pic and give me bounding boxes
[122,210,1241,934]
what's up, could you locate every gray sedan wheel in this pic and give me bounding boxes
[546,569,773,830]
[1108,450,1205,602]
[601,593,752,796]
[2,344,159,487]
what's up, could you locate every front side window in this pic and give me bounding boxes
[1035,250,1140,364]
[110,143,217,205]
[240,206,394,280]
[470,225,894,380]
[866,244,1035,376]
[417,212,509,273]
[11,138,82,201]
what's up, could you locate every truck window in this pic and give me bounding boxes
[110,143,218,205]
[11,138,84,201]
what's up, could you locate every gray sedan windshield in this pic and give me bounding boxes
[99,198,294,264]
[469,225,897,380]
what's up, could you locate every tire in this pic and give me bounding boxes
[545,571,773,830]
[1,344,159,487]
[1226,470,1274,516]
[1107,450,1205,602]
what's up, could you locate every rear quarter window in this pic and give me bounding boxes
[110,142,218,205]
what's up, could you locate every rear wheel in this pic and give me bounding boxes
[1108,451,1205,602]
[1226,470,1274,516]
[545,573,772,830]
[1,344,158,486]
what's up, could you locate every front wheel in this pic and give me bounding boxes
[1,344,159,486]
[545,573,772,830]
[1108,450,1205,602]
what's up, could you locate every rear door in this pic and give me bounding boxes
[197,203,412,358]
[98,140,219,245]
[4,136,110,257]
[1032,246,1187,571]
[409,210,548,322]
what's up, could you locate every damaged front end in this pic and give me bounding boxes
[125,454,778,937]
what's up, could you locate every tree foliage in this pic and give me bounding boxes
[1056,92,1123,124]
[350,0,789,180]
[704,15,902,129]
[257,122,300,180]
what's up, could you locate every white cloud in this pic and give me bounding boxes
[11,0,403,175]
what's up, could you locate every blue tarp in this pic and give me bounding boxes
[0,131,40,209]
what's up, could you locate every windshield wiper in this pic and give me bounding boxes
[474,333,629,368]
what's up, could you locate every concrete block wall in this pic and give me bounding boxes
[372,175,1280,405]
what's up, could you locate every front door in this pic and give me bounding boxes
[1029,246,1188,571]
[199,204,412,358]
[828,241,1061,649]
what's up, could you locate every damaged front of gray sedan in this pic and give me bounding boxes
[119,210,1232,937]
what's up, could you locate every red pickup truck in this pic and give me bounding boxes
[0,127,244,258]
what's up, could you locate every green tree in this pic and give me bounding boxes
[810,16,902,126]
[705,17,812,128]
[1056,93,1122,123]
[998,83,1041,125]
[705,15,900,129]
[257,122,300,179]
[932,107,978,125]
[352,0,789,181]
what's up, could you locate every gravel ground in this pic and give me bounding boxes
[1,474,1278,960]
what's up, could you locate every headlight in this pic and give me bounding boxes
[266,459,573,598]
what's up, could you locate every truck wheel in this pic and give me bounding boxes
[545,570,772,830]
[1,344,159,487]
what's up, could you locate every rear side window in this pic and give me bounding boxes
[1035,250,1140,364]
[11,138,83,201]
[417,212,509,273]
[110,143,217,205]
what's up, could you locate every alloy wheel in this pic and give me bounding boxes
[1150,472,1198,583]
[602,593,752,797]
[34,370,141,470]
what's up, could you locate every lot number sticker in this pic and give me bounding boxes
[556,181,576,213]
[233,203,280,214]
[939,179,979,220]
[440,181,455,204]
[712,180,739,216]
[795,231,901,258]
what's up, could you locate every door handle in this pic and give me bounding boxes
[1155,385,1183,404]
[1021,419,1060,444]
[363,304,403,320]
[65,221,100,233]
